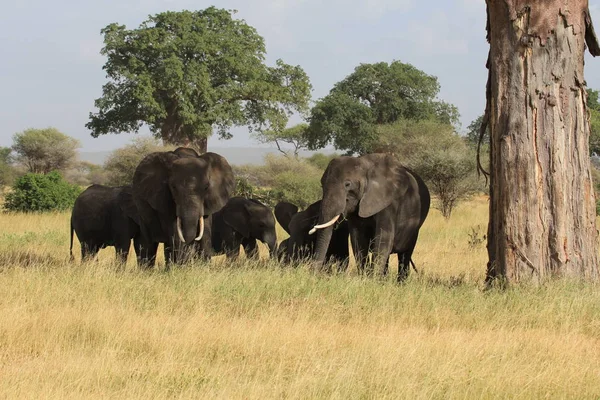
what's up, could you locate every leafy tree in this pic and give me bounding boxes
[12,128,80,174]
[306,61,460,154]
[0,147,16,186]
[103,137,166,186]
[87,7,312,153]
[465,114,490,147]
[65,161,108,186]
[252,123,310,158]
[588,88,600,155]
[4,171,82,212]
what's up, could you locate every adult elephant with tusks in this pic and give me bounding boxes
[310,153,430,282]
[132,147,235,268]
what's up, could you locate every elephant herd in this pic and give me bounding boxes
[70,148,431,282]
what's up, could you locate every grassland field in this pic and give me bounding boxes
[1,196,600,399]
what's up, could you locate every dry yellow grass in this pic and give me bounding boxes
[1,197,600,399]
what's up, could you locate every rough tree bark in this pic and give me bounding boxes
[484,0,600,284]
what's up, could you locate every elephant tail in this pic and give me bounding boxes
[410,258,418,274]
[69,221,75,262]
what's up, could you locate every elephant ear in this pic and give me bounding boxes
[274,202,299,234]
[358,154,408,218]
[132,152,178,212]
[222,200,251,238]
[118,186,140,226]
[200,152,236,215]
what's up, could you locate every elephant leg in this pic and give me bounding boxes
[242,238,259,259]
[225,234,242,259]
[132,236,142,268]
[114,241,130,270]
[194,217,213,262]
[370,223,394,278]
[81,241,100,263]
[137,240,158,270]
[397,236,418,283]
[349,226,370,275]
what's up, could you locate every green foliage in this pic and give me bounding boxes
[87,7,312,147]
[4,171,82,212]
[233,176,279,207]
[305,152,339,170]
[104,137,166,186]
[12,128,80,174]
[375,120,481,219]
[64,161,108,186]
[588,88,600,155]
[253,123,310,158]
[234,154,322,209]
[306,61,460,154]
[465,114,490,147]
[0,147,16,187]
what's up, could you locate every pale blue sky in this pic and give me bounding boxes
[1,0,599,152]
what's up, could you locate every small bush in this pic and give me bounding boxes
[274,171,321,209]
[234,155,323,209]
[104,137,168,186]
[4,171,82,212]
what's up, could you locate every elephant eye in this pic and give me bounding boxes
[344,180,352,189]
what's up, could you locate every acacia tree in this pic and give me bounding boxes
[306,60,459,154]
[12,128,80,174]
[252,123,310,158]
[87,7,312,153]
[483,1,600,284]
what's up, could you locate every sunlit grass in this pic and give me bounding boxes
[1,197,600,398]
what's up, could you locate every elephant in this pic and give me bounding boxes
[132,147,235,268]
[309,153,430,282]
[274,200,350,270]
[70,184,140,265]
[211,197,278,259]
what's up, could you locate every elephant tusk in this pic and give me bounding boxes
[177,217,185,242]
[194,216,204,241]
[309,215,340,235]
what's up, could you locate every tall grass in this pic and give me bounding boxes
[1,197,599,399]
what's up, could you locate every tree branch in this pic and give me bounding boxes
[585,8,600,57]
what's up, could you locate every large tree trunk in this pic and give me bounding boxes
[484,0,600,284]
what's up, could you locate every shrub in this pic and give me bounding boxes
[4,171,82,212]
[273,171,321,209]
[104,137,168,186]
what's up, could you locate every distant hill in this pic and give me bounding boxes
[79,147,336,166]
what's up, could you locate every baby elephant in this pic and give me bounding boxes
[211,197,277,259]
[70,185,141,264]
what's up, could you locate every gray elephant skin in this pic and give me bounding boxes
[70,184,140,264]
[132,147,235,268]
[211,197,277,259]
[275,200,349,270]
[311,153,430,282]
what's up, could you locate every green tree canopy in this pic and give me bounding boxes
[12,128,80,174]
[305,60,460,154]
[465,114,491,147]
[86,7,312,153]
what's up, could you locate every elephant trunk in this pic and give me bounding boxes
[264,231,278,258]
[177,205,205,244]
[312,192,345,265]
